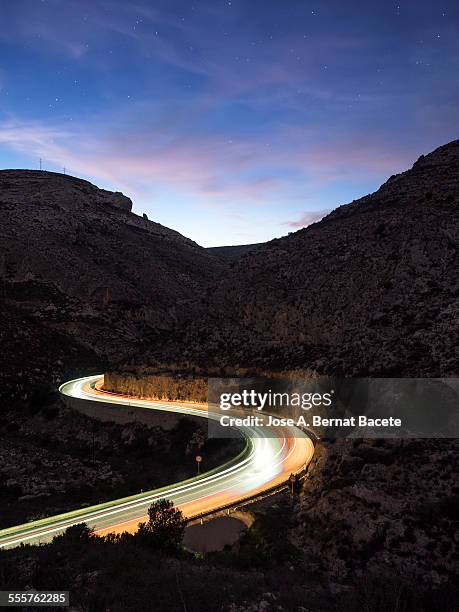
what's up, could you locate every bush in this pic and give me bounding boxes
[337,576,421,611]
[136,499,185,552]
[52,523,95,546]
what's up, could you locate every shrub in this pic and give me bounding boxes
[136,499,185,552]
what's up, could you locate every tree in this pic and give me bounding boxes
[137,499,185,552]
[52,523,95,546]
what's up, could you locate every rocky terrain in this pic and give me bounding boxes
[293,437,458,589]
[0,170,223,399]
[207,243,262,261]
[142,139,458,378]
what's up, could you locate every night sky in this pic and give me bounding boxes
[0,1,458,246]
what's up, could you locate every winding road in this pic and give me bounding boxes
[0,375,314,548]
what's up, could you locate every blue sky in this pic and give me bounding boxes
[0,0,458,246]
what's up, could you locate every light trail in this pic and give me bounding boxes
[0,375,314,548]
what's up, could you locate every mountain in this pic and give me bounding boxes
[207,243,262,261]
[3,139,457,400]
[0,170,223,398]
[142,139,458,378]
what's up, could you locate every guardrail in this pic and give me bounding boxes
[185,458,312,525]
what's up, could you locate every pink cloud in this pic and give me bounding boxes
[284,209,331,229]
[0,117,286,206]
[0,112,418,216]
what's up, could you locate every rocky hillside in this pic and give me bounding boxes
[0,170,223,398]
[294,437,458,590]
[148,140,458,378]
[207,243,262,261]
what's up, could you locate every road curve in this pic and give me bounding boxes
[0,375,314,548]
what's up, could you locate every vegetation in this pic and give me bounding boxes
[137,499,185,552]
[103,371,208,403]
[103,367,319,404]
[0,497,456,612]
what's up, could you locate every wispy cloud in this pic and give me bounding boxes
[0,115,286,204]
[0,110,415,213]
[284,209,332,229]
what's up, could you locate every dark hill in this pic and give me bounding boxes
[145,139,458,377]
[207,243,262,261]
[0,170,223,397]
